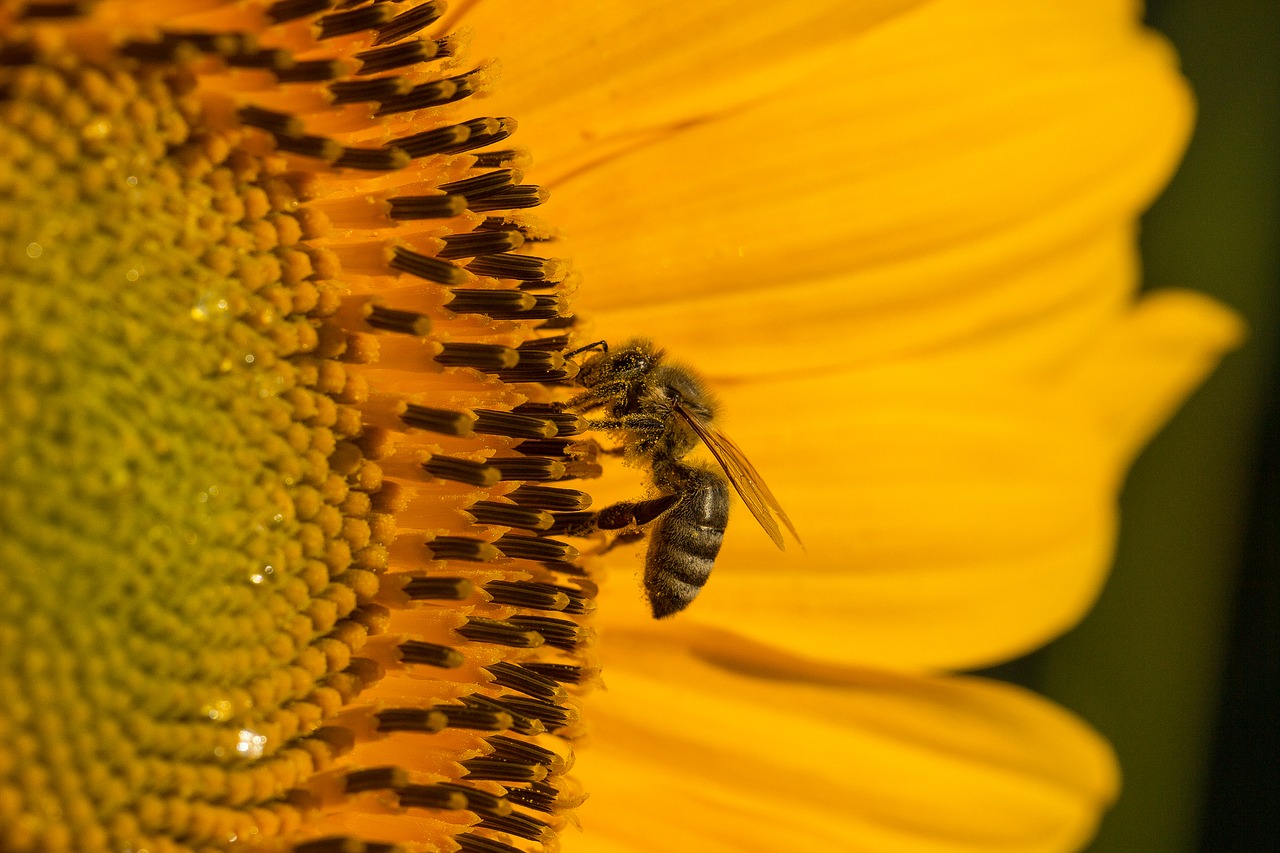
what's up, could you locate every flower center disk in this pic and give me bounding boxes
[0,2,596,852]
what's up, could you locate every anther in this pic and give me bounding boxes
[436,704,513,732]
[546,511,597,537]
[374,79,458,117]
[402,576,474,601]
[464,694,544,736]
[318,4,395,40]
[444,289,535,317]
[437,783,513,818]
[390,246,468,285]
[465,186,548,212]
[355,39,443,75]
[266,0,330,24]
[484,660,565,701]
[398,784,469,811]
[517,335,571,352]
[421,455,499,487]
[511,439,574,458]
[455,834,526,853]
[466,253,561,282]
[374,2,444,46]
[274,59,343,82]
[274,134,343,161]
[491,532,578,563]
[329,76,409,105]
[343,766,407,793]
[401,404,475,437]
[519,662,587,685]
[20,2,87,18]
[487,734,562,767]
[426,536,500,563]
[461,757,546,783]
[334,146,410,171]
[438,169,522,199]
[387,194,468,220]
[465,502,553,531]
[390,125,471,158]
[507,615,586,652]
[365,305,432,336]
[434,342,518,371]
[508,485,592,512]
[398,640,464,668]
[456,617,543,649]
[436,118,518,156]
[238,105,304,138]
[483,582,569,613]
[505,781,561,814]
[437,230,525,260]
[472,409,558,440]
[486,456,566,482]
[472,149,524,169]
[477,812,553,843]
[487,694,575,732]
[375,707,448,733]
[296,839,399,853]
[512,405,583,437]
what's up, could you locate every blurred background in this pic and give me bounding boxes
[993,2,1279,850]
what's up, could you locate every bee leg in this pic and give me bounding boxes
[596,493,680,531]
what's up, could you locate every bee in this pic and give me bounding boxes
[563,338,800,618]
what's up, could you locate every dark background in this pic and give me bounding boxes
[992,2,1279,851]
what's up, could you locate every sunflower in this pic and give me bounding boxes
[0,2,1241,853]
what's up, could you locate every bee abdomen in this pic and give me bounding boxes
[643,465,730,619]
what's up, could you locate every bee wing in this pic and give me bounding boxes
[676,402,802,551]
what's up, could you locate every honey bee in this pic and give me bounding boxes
[563,339,800,618]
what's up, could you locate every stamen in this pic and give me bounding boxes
[402,576,474,601]
[333,145,411,171]
[398,640,464,668]
[375,2,445,46]
[398,784,470,811]
[456,833,526,853]
[504,781,561,814]
[508,485,592,512]
[401,404,475,437]
[494,534,577,563]
[274,59,344,82]
[427,536,501,562]
[329,76,411,105]
[355,39,445,75]
[461,757,547,783]
[421,455,501,487]
[463,695,545,736]
[375,707,448,733]
[238,105,305,137]
[343,766,407,793]
[438,230,525,260]
[434,342,519,370]
[483,582,570,613]
[439,169,523,199]
[472,409,558,439]
[388,193,468,219]
[465,185,549,212]
[445,289,537,317]
[484,660,566,700]
[465,502,554,531]
[318,4,396,40]
[365,305,432,336]
[457,617,544,649]
[437,704,513,732]
[485,694,576,732]
[486,456,565,482]
[267,0,331,24]
[507,615,587,652]
[477,811,553,843]
[466,253,562,282]
[486,734,562,767]
[436,784,513,818]
[390,246,468,284]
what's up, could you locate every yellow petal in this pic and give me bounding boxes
[566,632,1118,853]
[588,289,1240,670]
[1056,288,1246,469]
[470,2,1193,384]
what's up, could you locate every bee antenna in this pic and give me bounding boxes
[564,340,608,359]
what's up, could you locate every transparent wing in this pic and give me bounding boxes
[677,402,802,551]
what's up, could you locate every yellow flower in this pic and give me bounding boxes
[0,4,1242,853]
